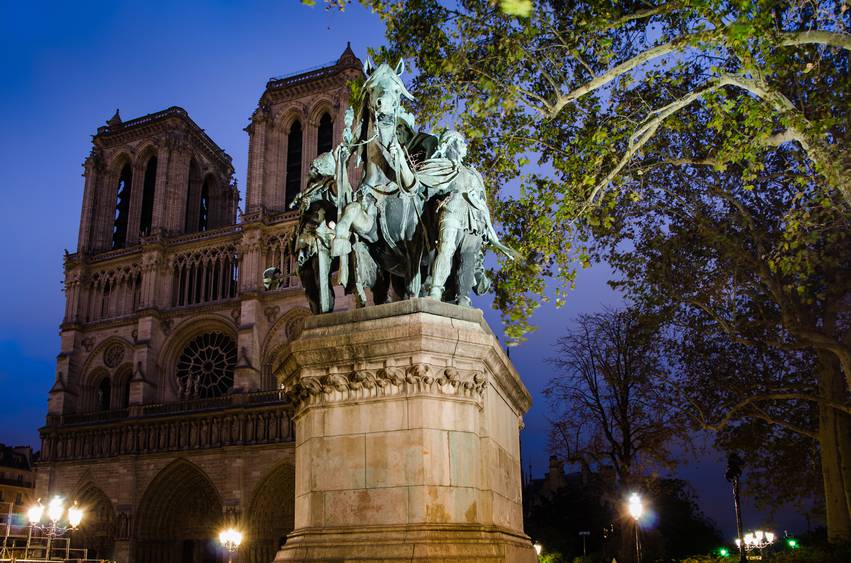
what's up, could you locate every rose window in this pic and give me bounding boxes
[103,343,125,368]
[176,332,236,399]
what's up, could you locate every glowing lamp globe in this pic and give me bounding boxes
[67,501,84,528]
[27,501,45,524]
[627,493,644,520]
[47,497,65,522]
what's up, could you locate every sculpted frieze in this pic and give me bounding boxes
[284,362,487,409]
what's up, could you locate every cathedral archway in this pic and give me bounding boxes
[135,459,224,563]
[73,483,115,560]
[243,463,295,563]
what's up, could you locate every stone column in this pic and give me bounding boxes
[126,156,148,246]
[151,144,171,232]
[77,151,101,252]
[273,299,536,562]
[236,226,263,392]
[246,109,268,212]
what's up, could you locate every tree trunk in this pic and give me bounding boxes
[817,352,851,543]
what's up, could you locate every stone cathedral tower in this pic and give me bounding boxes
[36,46,362,563]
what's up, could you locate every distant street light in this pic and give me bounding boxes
[533,541,542,556]
[735,530,775,560]
[627,493,643,563]
[579,530,590,556]
[219,528,243,563]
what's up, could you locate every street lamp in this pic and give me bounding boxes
[533,541,542,556]
[627,493,643,563]
[735,530,775,559]
[219,527,243,563]
[26,496,84,559]
[725,453,747,563]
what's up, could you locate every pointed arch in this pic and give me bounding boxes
[112,363,133,409]
[284,120,303,208]
[316,112,334,156]
[262,306,311,390]
[79,336,134,377]
[135,459,223,563]
[140,154,158,236]
[73,482,116,560]
[111,162,133,249]
[184,157,203,233]
[243,463,295,563]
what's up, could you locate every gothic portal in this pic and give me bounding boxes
[37,46,362,563]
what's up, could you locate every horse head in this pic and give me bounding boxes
[362,58,414,147]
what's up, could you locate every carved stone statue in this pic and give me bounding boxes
[291,58,518,313]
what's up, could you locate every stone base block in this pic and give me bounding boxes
[274,524,537,562]
[271,299,536,562]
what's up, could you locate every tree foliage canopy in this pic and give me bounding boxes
[337,0,851,341]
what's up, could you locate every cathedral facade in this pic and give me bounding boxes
[36,46,362,563]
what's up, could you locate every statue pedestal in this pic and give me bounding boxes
[273,299,536,562]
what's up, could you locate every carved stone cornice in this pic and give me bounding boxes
[285,363,486,412]
[275,300,532,415]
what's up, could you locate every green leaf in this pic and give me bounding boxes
[498,0,532,18]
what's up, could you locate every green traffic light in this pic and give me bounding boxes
[786,538,799,548]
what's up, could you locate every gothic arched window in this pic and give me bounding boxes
[112,164,133,249]
[97,377,111,411]
[198,178,210,232]
[140,156,157,236]
[285,120,303,208]
[317,112,333,155]
[175,332,236,399]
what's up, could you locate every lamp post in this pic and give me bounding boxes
[26,496,84,559]
[219,527,243,563]
[533,541,542,557]
[725,453,747,563]
[627,492,644,563]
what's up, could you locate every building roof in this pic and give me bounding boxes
[94,106,233,172]
[263,43,362,95]
[0,444,33,472]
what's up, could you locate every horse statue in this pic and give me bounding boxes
[286,56,518,314]
[330,59,437,303]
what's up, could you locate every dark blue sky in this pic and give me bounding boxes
[0,0,811,540]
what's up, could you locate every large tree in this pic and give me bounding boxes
[316,0,851,541]
[546,308,686,487]
[583,144,851,541]
[330,0,850,344]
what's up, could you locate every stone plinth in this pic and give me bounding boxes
[272,299,536,562]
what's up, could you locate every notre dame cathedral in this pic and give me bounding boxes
[35,46,362,563]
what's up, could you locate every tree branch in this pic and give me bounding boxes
[692,392,833,439]
[550,30,720,116]
[777,31,851,51]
